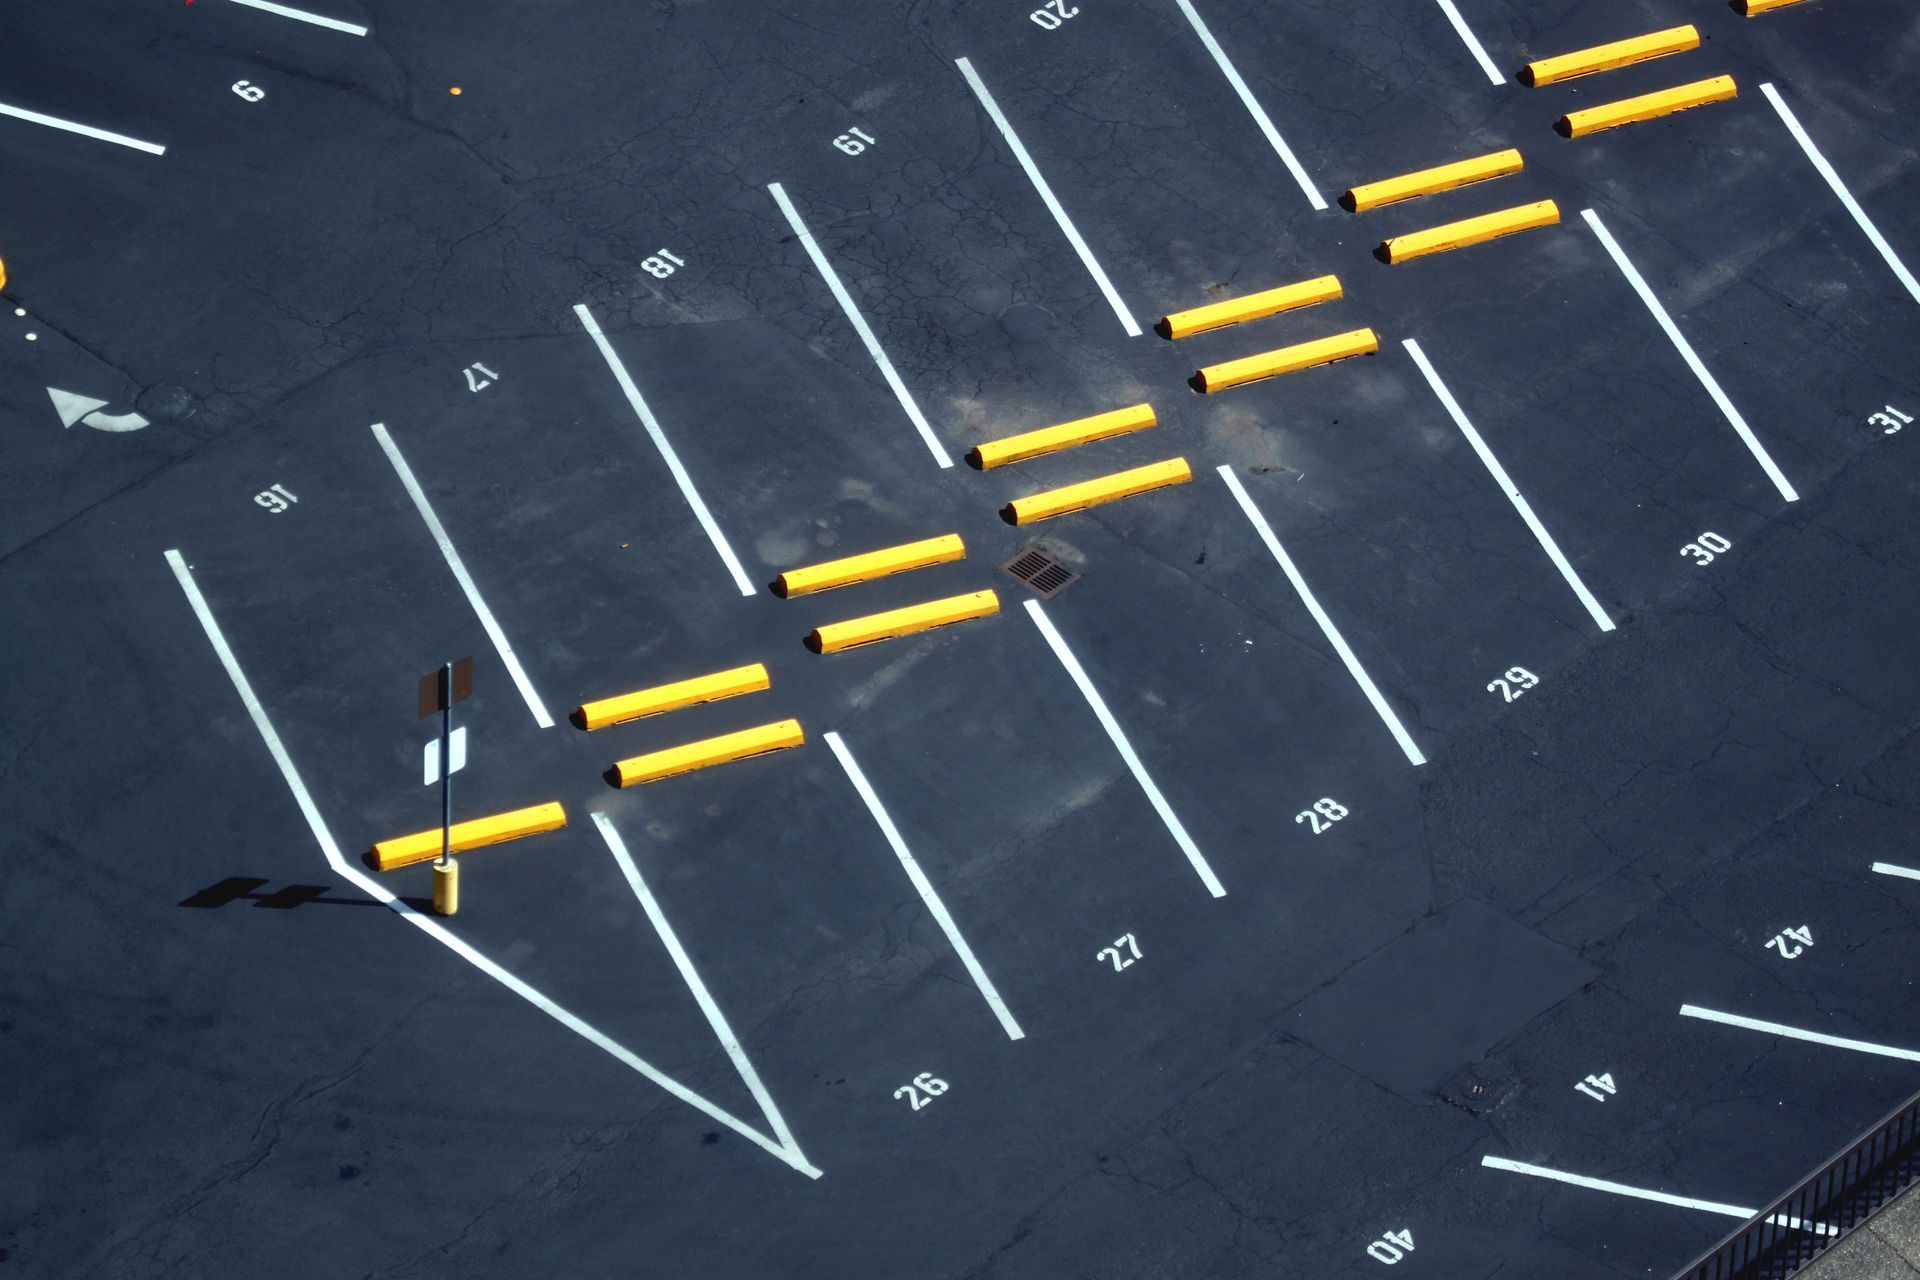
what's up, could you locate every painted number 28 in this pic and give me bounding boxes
[1030,0,1080,28]
[1295,797,1349,834]
[894,1072,949,1112]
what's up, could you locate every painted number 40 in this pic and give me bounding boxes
[894,1072,948,1112]
[1030,0,1079,28]
[1367,1229,1415,1266]
[1296,797,1348,834]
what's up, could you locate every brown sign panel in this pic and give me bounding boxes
[417,655,475,718]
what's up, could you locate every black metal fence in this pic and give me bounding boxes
[1674,1086,1920,1279]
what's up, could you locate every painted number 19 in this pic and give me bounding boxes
[833,127,876,156]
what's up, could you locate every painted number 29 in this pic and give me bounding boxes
[894,1072,948,1111]
[1295,797,1349,834]
[1367,1229,1415,1265]
[1488,666,1539,702]
[641,249,685,279]
[833,127,876,156]
[1681,531,1732,567]
[1030,0,1080,28]
[1869,405,1912,435]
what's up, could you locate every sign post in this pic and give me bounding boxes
[418,656,474,915]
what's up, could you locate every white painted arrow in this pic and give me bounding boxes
[46,386,149,432]
[48,387,108,427]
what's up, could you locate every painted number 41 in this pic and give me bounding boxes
[1367,1229,1415,1266]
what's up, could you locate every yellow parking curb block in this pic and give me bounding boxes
[1156,275,1343,338]
[1522,25,1699,87]
[1003,458,1192,523]
[968,404,1156,469]
[574,663,770,731]
[1737,0,1814,13]
[1342,151,1523,213]
[613,720,805,787]
[1194,329,1378,392]
[371,802,568,871]
[1557,76,1737,138]
[809,590,1000,653]
[1379,201,1560,264]
[775,534,965,597]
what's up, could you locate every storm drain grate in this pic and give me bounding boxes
[1000,544,1079,599]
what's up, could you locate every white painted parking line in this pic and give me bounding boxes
[1483,1156,1837,1236]
[1680,1004,1920,1064]
[163,549,821,1179]
[226,0,369,36]
[573,304,758,596]
[0,102,165,155]
[825,733,1027,1041]
[1581,209,1800,504]
[1218,466,1428,767]
[954,56,1144,337]
[1431,0,1506,86]
[1170,0,1327,210]
[766,184,955,469]
[593,813,818,1169]
[1872,862,1920,884]
[1024,600,1227,897]
[1761,83,1920,307]
[370,423,556,728]
[1403,339,1616,634]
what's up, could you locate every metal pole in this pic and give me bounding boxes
[439,661,453,867]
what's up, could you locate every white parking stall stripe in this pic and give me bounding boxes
[1403,339,1615,633]
[954,56,1144,337]
[1680,1005,1920,1064]
[1219,465,1427,767]
[1431,0,1506,86]
[1582,208,1799,504]
[226,0,369,36]
[1171,0,1327,209]
[766,183,955,469]
[371,423,555,728]
[1483,1156,1836,1236]
[826,733,1026,1041]
[0,102,166,155]
[1762,83,1920,307]
[1872,862,1920,884]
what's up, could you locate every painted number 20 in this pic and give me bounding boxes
[1296,797,1349,834]
[1488,666,1539,702]
[894,1072,949,1111]
[1030,0,1080,28]
[1682,531,1732,566]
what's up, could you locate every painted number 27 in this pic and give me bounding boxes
[894,1072,948,1111]
[641,249,685,279]
[1096,933,1142,971]
[1296,797,1349,834]
[1488,666,1539,702]
[1030,0,1080,28]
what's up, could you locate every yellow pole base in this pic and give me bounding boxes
[432,860,460,916]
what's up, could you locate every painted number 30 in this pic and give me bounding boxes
[1296,797,1349,834]
[1030,0,1080,28]
[1682,531,1732,566]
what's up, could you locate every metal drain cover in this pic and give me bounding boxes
[1000,544,1080,599]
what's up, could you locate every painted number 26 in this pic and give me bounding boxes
[894,1072,948,1111]
[1296,797,1349,834]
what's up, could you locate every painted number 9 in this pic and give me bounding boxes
[231,80,265,102]
[1030,0,1080,28]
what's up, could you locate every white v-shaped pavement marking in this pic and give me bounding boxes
[165,549,822,1178]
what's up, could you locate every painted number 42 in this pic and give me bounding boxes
[1367,1230,1415,1266]
[1296,797,1349,834]
[894,1072,948,1112]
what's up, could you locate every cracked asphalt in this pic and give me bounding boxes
[3,0,1919,1276]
